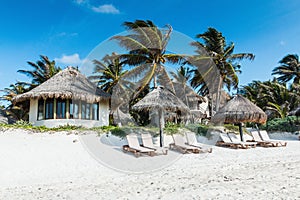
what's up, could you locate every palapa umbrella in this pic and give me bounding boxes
[211,94,267,141]
[132,86,190,147]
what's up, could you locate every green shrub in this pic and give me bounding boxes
[260,116,299,132]
[164,122,181,135]
[184,123,209,136]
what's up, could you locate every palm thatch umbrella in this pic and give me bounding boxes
[132,86,190,147]
[13,67,110,103]
[211,94,267,141]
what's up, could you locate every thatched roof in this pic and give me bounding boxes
[132,86,190,113]
[13,67,110,103]
[211,94,267,124]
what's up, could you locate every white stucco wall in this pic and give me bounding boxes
[29,99,38,124]
[29,99,110,128]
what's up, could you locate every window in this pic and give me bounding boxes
[37,99,44,120]
[81,102,92,120]
[70,100,79,119]
[37,98,100,121]
[86,103,90,120]
[45,99,54,119]
[92,103,99,120]
[81,102,86,119]
[56,98,66,119]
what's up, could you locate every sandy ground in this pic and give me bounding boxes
[0,129,299,200]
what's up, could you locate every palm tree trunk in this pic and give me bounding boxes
[215,76,223,112]
[158,108,164,147]
[210,95,214,117]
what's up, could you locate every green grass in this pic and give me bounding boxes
[0,120,85,132]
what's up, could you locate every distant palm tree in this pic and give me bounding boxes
[262,80,294,119]
[18,55,61,89]
[241,79,298,119]
[170,66,193,106]
[241,80,264,105]
[111,20,184,98]
[190,27,255,111]
[272,54,300,85]
[90,53,126,94]
[0,82,29,121]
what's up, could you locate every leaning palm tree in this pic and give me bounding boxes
[272,54,300,85]
[89,53,127,94]
[190,27,255,111]
[18,55,61,89]
[110,20,184,108]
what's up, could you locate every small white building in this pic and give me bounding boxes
[13,67,110,128]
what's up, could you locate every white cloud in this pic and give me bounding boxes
[74,0,86,5]
[92,4,120,14]
[56,32,78,37]
[55,53,86,66]
[73,0,120,14]
[279,41,286,46]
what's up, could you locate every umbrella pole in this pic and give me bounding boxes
[239,123,244,142]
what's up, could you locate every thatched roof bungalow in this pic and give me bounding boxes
[13,67,110,128]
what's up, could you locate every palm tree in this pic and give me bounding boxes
[89,53,127,94]
[170,66,193,106]
[261,80,292,118]
[241,79,298,119]
[272,54,300,85]
[18,55,61,89]
[0,82,29,121]
[111,20,184,99]
[190,27,255,111]
[241,80,265,106]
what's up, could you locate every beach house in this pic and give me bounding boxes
[13,67,110,128]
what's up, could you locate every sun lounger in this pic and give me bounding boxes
[141,133,168,155]
[123,134,155,157]
[185,132,212,153]
[217,133,251,149]
[169,134,201,153]
[227,133,257,148]
[259,130,287,147]
[250,131,276,147]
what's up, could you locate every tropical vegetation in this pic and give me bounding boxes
[0,55,61,121]
[1,19,300,133]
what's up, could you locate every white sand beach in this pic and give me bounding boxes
[0,129,299,199]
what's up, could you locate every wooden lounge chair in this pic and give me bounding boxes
[169,134,200,153]
[123,134,155,157]
[217,133,251,149]
[250,131,276,147]
[141,133,168,155]
[259,130,287,147]
[227,133,257,148]
[185,132,212,153]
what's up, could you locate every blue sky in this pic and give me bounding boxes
[1,0,300,103]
